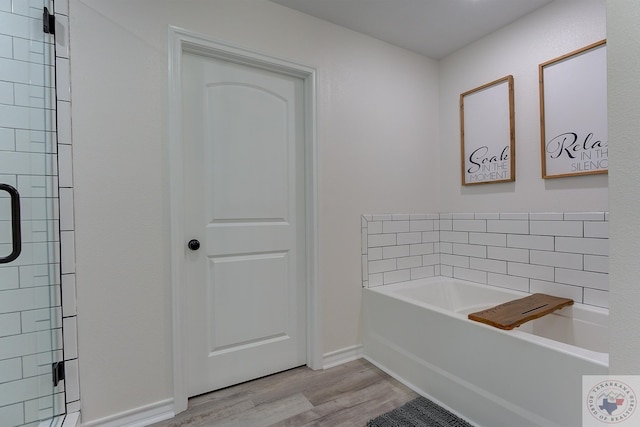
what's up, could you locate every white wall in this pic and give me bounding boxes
[607,0,640,374]
[69,0,439,422]
[439,0,607,213]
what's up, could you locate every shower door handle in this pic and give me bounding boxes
[0,184,21,264]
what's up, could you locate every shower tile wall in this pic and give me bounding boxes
[0,0,62,423]
[362,212,609,309]
[54,0,80,416]
[0,0,79,423]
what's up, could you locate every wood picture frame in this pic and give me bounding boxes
[460,75,515,186]
[539,40,607,178]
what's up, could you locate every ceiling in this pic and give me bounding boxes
[269,0,554,59]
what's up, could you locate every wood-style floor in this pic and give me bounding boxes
[150,358,418,427]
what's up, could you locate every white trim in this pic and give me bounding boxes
[79,399,174,427]
[322,345,363,369]
[61,412,80,427]
[167,26,321,416]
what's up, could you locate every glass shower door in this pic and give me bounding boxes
[0,1,64,426]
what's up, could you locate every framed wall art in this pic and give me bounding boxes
[460,75,515,186]
[539,40,607,178]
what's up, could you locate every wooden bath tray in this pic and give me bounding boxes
[468,293,574,330]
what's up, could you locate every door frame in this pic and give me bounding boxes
[167,26,321,414]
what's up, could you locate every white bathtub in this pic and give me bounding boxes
[363,277,609,427]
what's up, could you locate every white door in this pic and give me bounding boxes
[181,53,307,397]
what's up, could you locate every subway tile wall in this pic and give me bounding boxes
[362,214,442,288]
[362,212,609,308]
[0,0,64,422]
[0,0,78,425]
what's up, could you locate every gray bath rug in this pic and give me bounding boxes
[367,396,475,427]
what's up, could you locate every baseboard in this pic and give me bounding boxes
[80,399,174,427]
[322,344,363,369]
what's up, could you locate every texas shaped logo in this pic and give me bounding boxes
[599,392,625,416]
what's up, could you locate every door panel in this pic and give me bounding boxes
[209,252,289,351]
[207,84,289,222]
[182,53,306,397]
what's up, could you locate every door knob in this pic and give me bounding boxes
[187,239,200,251]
